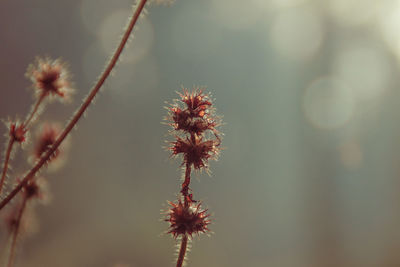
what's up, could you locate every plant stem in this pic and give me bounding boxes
[7,194,28,267]
[176,235,188,267]
[0,93,46,196]
[24,93,46,129]
[181,163,191,205]
[177,164,191,266]
[0,138,15,196]
[0,0,148,211]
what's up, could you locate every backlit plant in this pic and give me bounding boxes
[164,89,222,267]
[0,1,224,266]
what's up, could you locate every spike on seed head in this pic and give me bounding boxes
[165,199,211,238]
[26,57,73,102]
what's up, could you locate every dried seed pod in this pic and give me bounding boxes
[26,57,73,102]
[165,199,211,239]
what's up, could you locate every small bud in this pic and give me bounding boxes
[22,177,50,204]
[3,204,19,233]
[29,122,70,171]
[1,179,47,236]
[33,123,61,160]
[9,121,27,143]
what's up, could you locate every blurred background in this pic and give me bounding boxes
[1,0,400,266]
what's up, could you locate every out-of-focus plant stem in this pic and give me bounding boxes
[0,0,148,210]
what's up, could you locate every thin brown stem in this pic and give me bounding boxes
[176,235,188,267]
[24,93,46,129]
[0,0,148,210]
[177,163,191,267]
[1,92,46,196]
[181,163,191,205]
[0,93,45,196]
[7,194,28,267]
[0,138,15,196]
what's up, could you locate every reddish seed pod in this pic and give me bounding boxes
[24,180,41,200]
[164,87,222,266]
[169,89,217,135]
[171,135,218,170]
[23,177,49,203]
[33,123,61,162]
[2,177,48,236]
[9,122,27,143]
[3,203,21,234]
[167,87,221,170]
[35,124,59,159]
[179,90,212,115]
[29,122,70,172]
[26,57,73,102]
[165,199,211,238]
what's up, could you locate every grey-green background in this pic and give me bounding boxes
[2,0,400,266]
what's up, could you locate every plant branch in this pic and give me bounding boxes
[0,138,15,196]
[24,93,46,129]
[0,0,148,210]
[181,163,191,205]
[7,194,28,267]
[176,164,191,266]
[1,92,46,196]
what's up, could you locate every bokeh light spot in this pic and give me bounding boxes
[328,0,379,27]
[379,1,400,62]
[169,4,223,61]
[80,0,131,34]
[303,77,355,129]
[208,0,269,30]
[269,0,310,9]
[98,9,154,65]
[270,6,324,61]
[333,42,391,101]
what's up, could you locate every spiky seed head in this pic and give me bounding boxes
[168,89,218,135]
[9,121,27,143]
[166,87,222,171]
[3,204,19,233]
[171,135,219,170]
[165,199,211,238]
[33,123,61,160]
[26,57,73,102]
[2,193,42,236]
[23,177,50,204]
